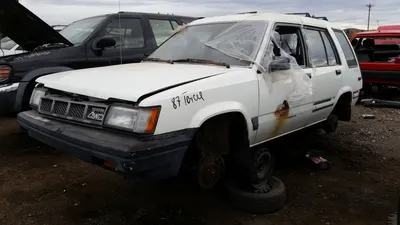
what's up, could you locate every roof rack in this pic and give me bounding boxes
[236,11,257,14]
[286,12,328,21]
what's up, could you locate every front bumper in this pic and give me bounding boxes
[18,110,196,181]
[0,83,19,114]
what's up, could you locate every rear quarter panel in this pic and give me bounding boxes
[330,27,363,102]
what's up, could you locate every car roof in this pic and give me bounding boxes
[189,12,342,30]
[78,12,198,21]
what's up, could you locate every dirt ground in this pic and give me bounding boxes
[0,105,399,225]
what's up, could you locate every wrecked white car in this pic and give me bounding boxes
[17,12,362,211]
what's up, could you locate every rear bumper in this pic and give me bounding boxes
[361,70,400,86]
[17,110,196,181]
[0,83,19,114]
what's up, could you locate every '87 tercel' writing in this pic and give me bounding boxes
[171,91,205,109]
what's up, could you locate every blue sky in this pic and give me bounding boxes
[20,0,400,26]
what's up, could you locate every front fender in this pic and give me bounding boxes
[188,101,253,134]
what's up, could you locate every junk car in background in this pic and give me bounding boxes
[0,0,199,115]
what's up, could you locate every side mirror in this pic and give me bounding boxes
[269,56,291,72]
[94,36,116,50]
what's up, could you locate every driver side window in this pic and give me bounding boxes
[260,24,306,71]
[100,18,145,49]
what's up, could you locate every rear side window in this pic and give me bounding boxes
[333,30,358,68]
[304,29,328,67]
[320,31,339,66]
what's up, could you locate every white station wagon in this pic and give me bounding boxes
[18,12,362,196]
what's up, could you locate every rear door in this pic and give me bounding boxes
[302,26,343,124]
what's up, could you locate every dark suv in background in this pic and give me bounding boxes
[0,0,198,114]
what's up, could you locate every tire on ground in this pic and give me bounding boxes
[386,212,398,225]
[223,176,286,214]
[323,114,339,133]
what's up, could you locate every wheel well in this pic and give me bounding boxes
[199,112,249,154]
[21,80,37,111]
[183,112,249,167]
[333,92,352,121]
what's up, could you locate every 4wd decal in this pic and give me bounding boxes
[87,107,106,121]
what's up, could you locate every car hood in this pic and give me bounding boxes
[37,62,232,102]
[0,50,13,57]
[0,1,73,51]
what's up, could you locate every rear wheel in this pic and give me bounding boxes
[323,114,339,133]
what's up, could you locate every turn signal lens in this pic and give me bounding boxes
[0,65,11,82]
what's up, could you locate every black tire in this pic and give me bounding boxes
[323,114,338,133]
[223,176,286,214]
[387,212,398,225]
[243,147,275,192]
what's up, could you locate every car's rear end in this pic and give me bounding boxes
[350,31,400,93]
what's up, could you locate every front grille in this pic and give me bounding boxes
[53,101,68,115]
[68,103,85,118]
[40,98,52,112]
[38,96,108,126]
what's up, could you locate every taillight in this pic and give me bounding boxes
[0,65,11,82]
[394,57,400,64]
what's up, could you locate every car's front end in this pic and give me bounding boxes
[18,82,197,181]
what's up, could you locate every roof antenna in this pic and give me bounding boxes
[117,0,122,64]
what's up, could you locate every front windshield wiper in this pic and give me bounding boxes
[143,57,173,64]
[171,58,230,68]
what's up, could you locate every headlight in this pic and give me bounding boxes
[104,105,160,133]
[0,65,11,82]
[29,88,46,107]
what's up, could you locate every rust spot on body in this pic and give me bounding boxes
[272,101,290,136]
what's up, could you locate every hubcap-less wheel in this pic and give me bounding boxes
[247,148,274,193]
[197,154,225,189]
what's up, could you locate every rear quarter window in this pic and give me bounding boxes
[333,29,358,68]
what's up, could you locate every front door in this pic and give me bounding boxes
[254,23,314,144]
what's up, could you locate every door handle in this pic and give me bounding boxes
[335,69,342,75]
[306,73,312,78]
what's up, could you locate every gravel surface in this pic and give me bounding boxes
[0,105,399,225]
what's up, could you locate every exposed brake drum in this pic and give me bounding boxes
[196,154,225,189]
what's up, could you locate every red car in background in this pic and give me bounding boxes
[350,30,400,94]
